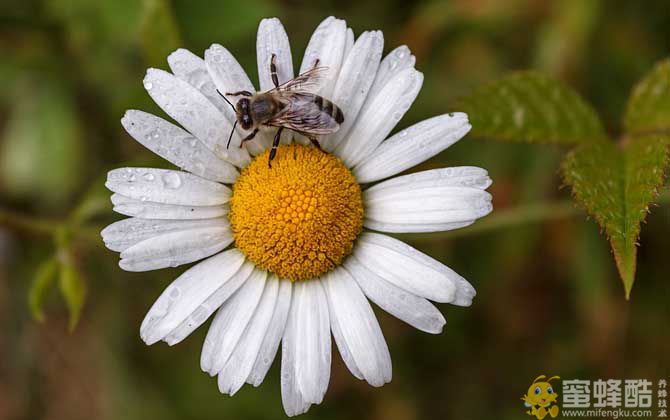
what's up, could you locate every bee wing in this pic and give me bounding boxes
[270,66,328,93]
[268,92,340,135]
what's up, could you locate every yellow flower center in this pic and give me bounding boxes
[229,144,364,281]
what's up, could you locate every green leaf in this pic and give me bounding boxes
[28,257,59,322]
[624,58,670,134]
[58,250,87,331]
[139,0,182,67]
[562,135,669,298]
[456,71,606,144]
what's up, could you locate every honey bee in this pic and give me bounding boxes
[218,54,344,167]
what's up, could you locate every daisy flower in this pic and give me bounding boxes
[101,16,492,416]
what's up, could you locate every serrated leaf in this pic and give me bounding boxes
[562,135,669,298]
[624,59,670,134]
[28,257,59,322]
[456,71,606,144]
[58,251,87,331]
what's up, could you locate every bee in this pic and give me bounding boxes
[218,54,344,167]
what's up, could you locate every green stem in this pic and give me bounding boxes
[0,208,62,236]
[0,208,102,244]
[428,187,670,240]
[433,200,579,240]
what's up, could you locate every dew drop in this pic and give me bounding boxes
[143,172,155,181]
[144,81,153,90]
[162,172,182,189]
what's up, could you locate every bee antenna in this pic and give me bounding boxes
[226,120,237,149]
[216,89,236,112]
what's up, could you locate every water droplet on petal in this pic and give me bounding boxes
[144,81,153,90]
[162,172,182,189]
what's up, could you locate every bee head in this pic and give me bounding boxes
[236,98,253,130]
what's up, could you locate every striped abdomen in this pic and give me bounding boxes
[313,95,344,124]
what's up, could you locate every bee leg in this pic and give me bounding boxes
[269,127,284,168]
[225,90,253,97]
[270,54,279,88]
[239,128,259,148]
[307,135,325,153]
[312,58,321,69]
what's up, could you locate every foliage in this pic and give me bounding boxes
[457,72,606,144]
[458,59,670,297]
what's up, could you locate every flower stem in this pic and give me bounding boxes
[0,208,102,244]
[0,208,62,236]
[436,187,669,240]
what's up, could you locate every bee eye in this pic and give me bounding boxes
[547,387,553,394]
[534,387,541,395]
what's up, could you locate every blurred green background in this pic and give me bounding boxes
[0,0,668,419]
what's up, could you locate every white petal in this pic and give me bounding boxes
[101,217,228,252]
[299,16,348,98]
[353,113,473,183]
[256,19,294,146]
[106,168,230,206]
[143,68,250,167]
[322,31,384,152]
[327,298,363,380]
[364,219,476,233]
[323,268,391,386]
[204,44,269,154]
[343,27,354,58]
[368,45,416,101]
[354,232,476,305]
[281,298,311,417]
[111,193,227,220]
[168,49,265,156]
[217,276,279,396]
[344,256,446,333]
[167,48,235,119]
[121,110,239,183]
[204,44,255,93]
[366,166,492,193]
[293,280,331,404]
[140,249,247,345]
[336,68,423,167]
[247,277,292,387]
[257,18,294,91]
[119,225,233,272]
[164,261,255,345]
[201,269,267,376]
[363,171,493,231]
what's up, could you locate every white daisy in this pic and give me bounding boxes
[101,16,492,416]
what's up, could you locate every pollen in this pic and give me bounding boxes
[229,144,364,281]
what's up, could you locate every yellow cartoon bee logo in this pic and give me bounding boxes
[522,375,560,419]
